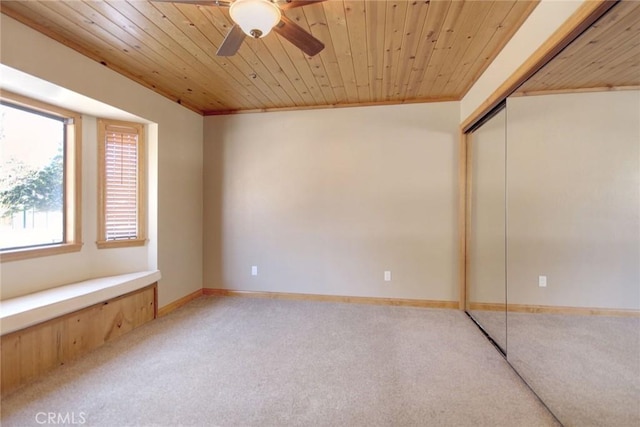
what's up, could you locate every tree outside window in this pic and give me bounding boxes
[0,102,65,250]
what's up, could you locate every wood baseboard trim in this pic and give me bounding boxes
[203,288,458,309]
[468,302,505,312]
[157,289,203,317]
[467,302,640,317]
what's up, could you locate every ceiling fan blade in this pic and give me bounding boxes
[151,0,231,6]
[273,15,324,57]
[278,0,327,10]
[216,24,246,56]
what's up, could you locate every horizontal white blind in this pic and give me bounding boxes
[104,125,139,241]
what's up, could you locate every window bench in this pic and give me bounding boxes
[0,270,160,396]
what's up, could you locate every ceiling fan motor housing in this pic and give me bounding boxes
[229,0,282,38]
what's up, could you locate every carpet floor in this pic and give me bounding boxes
[467,309,506,352]
[1,297,558,426]
[507,312,640,427]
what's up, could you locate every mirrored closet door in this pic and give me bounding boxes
[465,2,639,424]
[505,89,640,427]
[465,107,506,353]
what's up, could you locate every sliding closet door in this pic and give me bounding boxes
[466,108,506,352]
[505,90,640,426]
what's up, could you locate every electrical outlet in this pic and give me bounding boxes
[251,266,258,276]
[384,271,392,282]
[538,275,547,287]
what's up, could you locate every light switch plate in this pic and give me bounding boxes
[539,275,547,287]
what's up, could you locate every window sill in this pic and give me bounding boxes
[96,239,147,249]
[0,243,83,263]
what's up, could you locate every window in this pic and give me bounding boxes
[0,92,82,262]
[97,119,146,248]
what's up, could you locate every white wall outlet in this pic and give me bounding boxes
[251,265,258,276]
[384,271,392,282]
[538,275,547,287]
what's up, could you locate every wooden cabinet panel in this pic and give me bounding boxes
[0,284,156,396]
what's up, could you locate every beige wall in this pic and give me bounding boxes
[204,103,460,301]
[3,3,622,310]
[0,15,203,307]
[506,91,640,310]
[467,109,506,304]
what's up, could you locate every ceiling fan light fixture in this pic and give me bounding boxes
[229,0,281,39]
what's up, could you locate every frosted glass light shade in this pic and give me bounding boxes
[229,0,282,38]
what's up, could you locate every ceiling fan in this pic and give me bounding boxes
[153,0,326,57]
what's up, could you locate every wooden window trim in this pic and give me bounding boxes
[97,119,147,249]
[0,91,82,263]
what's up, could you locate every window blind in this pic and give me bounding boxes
[104,125,139,240]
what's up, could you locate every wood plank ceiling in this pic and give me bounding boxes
[0,0,539,114]
[518,0,640,94]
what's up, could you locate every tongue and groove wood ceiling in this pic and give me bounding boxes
[1,0,539,114]
[517,0,640,95]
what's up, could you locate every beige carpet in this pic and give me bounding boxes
[507,312,640,427]
[467,309,507,352]
[1,297,558,426]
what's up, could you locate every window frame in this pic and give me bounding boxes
[0,91,83,262]
[97,118,147,249]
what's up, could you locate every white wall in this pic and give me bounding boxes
[204,103,460,301]
[461,0,585,122]
[506,91,640,309]
[0,15,203,307]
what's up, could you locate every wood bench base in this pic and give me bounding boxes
[1,284,156,397]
